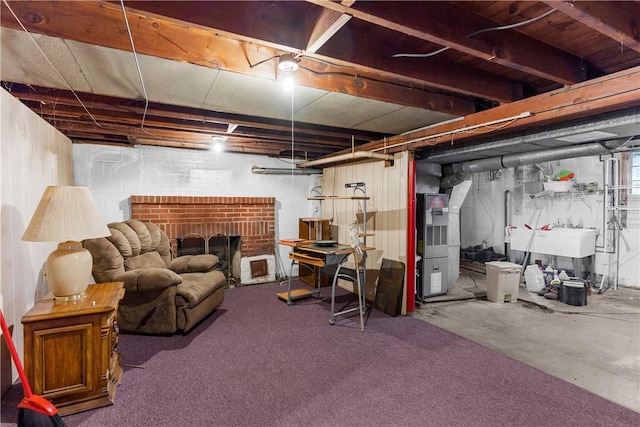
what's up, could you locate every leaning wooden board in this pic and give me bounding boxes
[374,259,405,317]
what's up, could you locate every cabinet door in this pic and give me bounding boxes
[29,320,95,399]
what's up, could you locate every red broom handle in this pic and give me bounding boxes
[0,310,34,397]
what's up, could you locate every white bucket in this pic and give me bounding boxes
[524,265,545,292]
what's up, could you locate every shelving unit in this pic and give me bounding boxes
[298,218,331,287]
[278,185,374,330]
[545,189,602,211]
[308,187,372,327]
[307,194,371,246]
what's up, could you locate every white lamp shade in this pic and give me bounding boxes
[22,186,110,300]
[22,186,110,242]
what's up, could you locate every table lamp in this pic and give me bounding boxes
[22,186,110,301]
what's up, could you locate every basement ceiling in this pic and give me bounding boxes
[1,1,639,162]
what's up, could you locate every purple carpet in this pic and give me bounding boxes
[2,282,638,426]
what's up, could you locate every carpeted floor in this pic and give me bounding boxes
[2,282,639,426]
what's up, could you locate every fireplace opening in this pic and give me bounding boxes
[177,234,207,256]
[208,235,241,286]
[177,234,241,286]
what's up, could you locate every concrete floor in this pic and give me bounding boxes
[413,267,640,413]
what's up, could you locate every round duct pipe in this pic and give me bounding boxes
[251,165,322,175]
[440,140,623,189]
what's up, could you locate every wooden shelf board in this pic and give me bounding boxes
[277,289,314,301]
[308,196,370,200]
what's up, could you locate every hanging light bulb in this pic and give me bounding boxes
[211,136,225,153]
[282,71,295,91]
[278,54,298,91]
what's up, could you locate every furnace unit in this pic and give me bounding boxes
[416,193,449,299]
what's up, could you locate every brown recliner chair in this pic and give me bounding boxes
[83,220,226,334]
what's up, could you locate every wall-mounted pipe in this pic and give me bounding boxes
[251,165,322,175]
[440,140,623,189]
[504,189,511,260]
[297,151,393,168]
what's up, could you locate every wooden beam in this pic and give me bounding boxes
[305,9,351,53]
[0,1,474,116]
[314,28,523,103]
[306,0,586,85]
[545,1,640,54]
[338,66,640,155]
[9,84,384,144]
[123,0,514,104]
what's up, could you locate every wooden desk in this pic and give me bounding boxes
[21,282,125,415]
[277,241,371,304]
[277,241,373,330]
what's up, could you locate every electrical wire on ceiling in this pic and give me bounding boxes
[120,0,153,136]
[249,51,355,71]
[245,44,479,110]
[290,74,295,189]
[465,8,557,38]
[391,8,557,59]
[249,55,281,68]
[295,63,473,107]
[455,116,523,135]
[370,111,532,152]
[2,0,104,129]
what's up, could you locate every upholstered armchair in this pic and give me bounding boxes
[83,220,226,334]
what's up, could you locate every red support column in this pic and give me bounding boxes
[406,159,416,314]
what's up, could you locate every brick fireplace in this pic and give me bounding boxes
[130,196,276,281]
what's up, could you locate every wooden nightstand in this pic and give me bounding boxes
[21,282,125,416]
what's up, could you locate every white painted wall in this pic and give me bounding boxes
[460,156,639,288]
[1,89,73,388]
[72,143,320,278]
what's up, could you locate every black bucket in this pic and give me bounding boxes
[560,280,587,306]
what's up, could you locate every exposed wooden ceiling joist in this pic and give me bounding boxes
[543,1,640,54]
[1,1,639,161]
[306,0,586,85]
[357,65,640,156]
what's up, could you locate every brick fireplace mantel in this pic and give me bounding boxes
[130,195,275,257]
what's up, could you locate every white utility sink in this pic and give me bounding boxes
[508,228,597,258]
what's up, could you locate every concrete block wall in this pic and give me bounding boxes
[73,143,320,278]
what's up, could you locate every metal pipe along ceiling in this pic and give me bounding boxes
[251,166,322,175]
[440,140,624,189]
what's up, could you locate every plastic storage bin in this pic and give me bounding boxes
[485,261,522,303]
[524,265,545,292]
[560,279,588,306]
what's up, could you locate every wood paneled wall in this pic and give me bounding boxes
[319,152,409,312]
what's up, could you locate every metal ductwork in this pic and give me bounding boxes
[251,165,322,175]
[440,140,624,189]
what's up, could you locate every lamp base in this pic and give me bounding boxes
[46,241,93,299]
[53,292,87,303]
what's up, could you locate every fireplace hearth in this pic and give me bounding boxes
[131,195,276,286]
